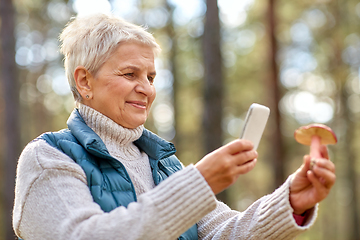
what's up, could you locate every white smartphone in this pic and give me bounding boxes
[239,103,270,150]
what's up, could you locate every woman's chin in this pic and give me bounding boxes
[118,118,146,129]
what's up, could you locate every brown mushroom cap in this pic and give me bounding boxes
[294,123,337,146]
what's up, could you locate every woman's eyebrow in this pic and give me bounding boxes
[119,66,156,76]
[120,66,140,71]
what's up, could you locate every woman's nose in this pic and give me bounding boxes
[136,77,155,96]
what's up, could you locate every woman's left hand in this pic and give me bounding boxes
[289,145,336,215]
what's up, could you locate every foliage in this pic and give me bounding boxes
[1,0,360,239]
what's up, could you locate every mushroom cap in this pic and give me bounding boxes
[294,123,337,146]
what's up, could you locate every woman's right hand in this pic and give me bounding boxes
[195,139,258,195]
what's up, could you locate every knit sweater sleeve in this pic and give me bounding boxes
[13,139,217,240]
[197,175,318,240]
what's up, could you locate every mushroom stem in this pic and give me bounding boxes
[310,135,322,158]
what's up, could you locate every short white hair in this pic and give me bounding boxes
[59,14,161,102]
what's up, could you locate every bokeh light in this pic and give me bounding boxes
[168,0,206,25]
[218,0,254,28]
[72,0,111,16]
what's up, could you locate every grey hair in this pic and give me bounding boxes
[59,14,161,102]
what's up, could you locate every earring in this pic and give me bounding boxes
[86,95,89,99]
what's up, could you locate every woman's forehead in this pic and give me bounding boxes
[100,43,156,71]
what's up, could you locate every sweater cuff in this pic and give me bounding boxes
[143,164,217,237]
[255,175,318,239]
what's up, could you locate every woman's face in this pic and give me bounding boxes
[83,42,156,129]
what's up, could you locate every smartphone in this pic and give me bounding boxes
[240,103,270,150]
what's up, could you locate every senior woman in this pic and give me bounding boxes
[13,14,336,240]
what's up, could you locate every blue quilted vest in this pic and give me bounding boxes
[39,109,198,240]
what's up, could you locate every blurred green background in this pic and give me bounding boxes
[1,0,360,239]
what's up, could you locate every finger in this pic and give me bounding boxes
[319,145,329,160]
[312,166,336,188]
[234,158,257,175]
[315,159,335,173]
[233,149,258,166]
[307,170,327,193]
[224,139,254,155]
[307,170,330,203]
[298,155,311,174]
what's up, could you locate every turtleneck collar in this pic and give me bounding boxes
[78,104,144,160]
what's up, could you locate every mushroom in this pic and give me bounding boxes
[294,123,337,169]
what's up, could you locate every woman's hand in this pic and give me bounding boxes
[290,145,336,215]
[195,139,258,195]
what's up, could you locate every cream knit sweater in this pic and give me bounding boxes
[13,105,317,240]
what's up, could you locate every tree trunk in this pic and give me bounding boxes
[330,1,360,238]
[342,93,360,240]
[267,0,285,188]
[165,0,179,147]
[0,0,21,239]
[203,0,225,202]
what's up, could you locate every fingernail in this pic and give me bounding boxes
[310,158,317,170]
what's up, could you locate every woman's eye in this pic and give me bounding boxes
[121,72,134,78]
[148,76,154,83]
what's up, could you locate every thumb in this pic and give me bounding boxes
[299,155,311,174]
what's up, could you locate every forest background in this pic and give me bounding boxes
[1,0,360,239]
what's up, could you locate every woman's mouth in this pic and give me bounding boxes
[127,101,147,109]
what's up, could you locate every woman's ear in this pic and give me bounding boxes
[74,66,92,99]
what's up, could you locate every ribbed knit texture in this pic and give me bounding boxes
[79,104,155,195]
[13,105,318,240]
[197,175,317,240]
